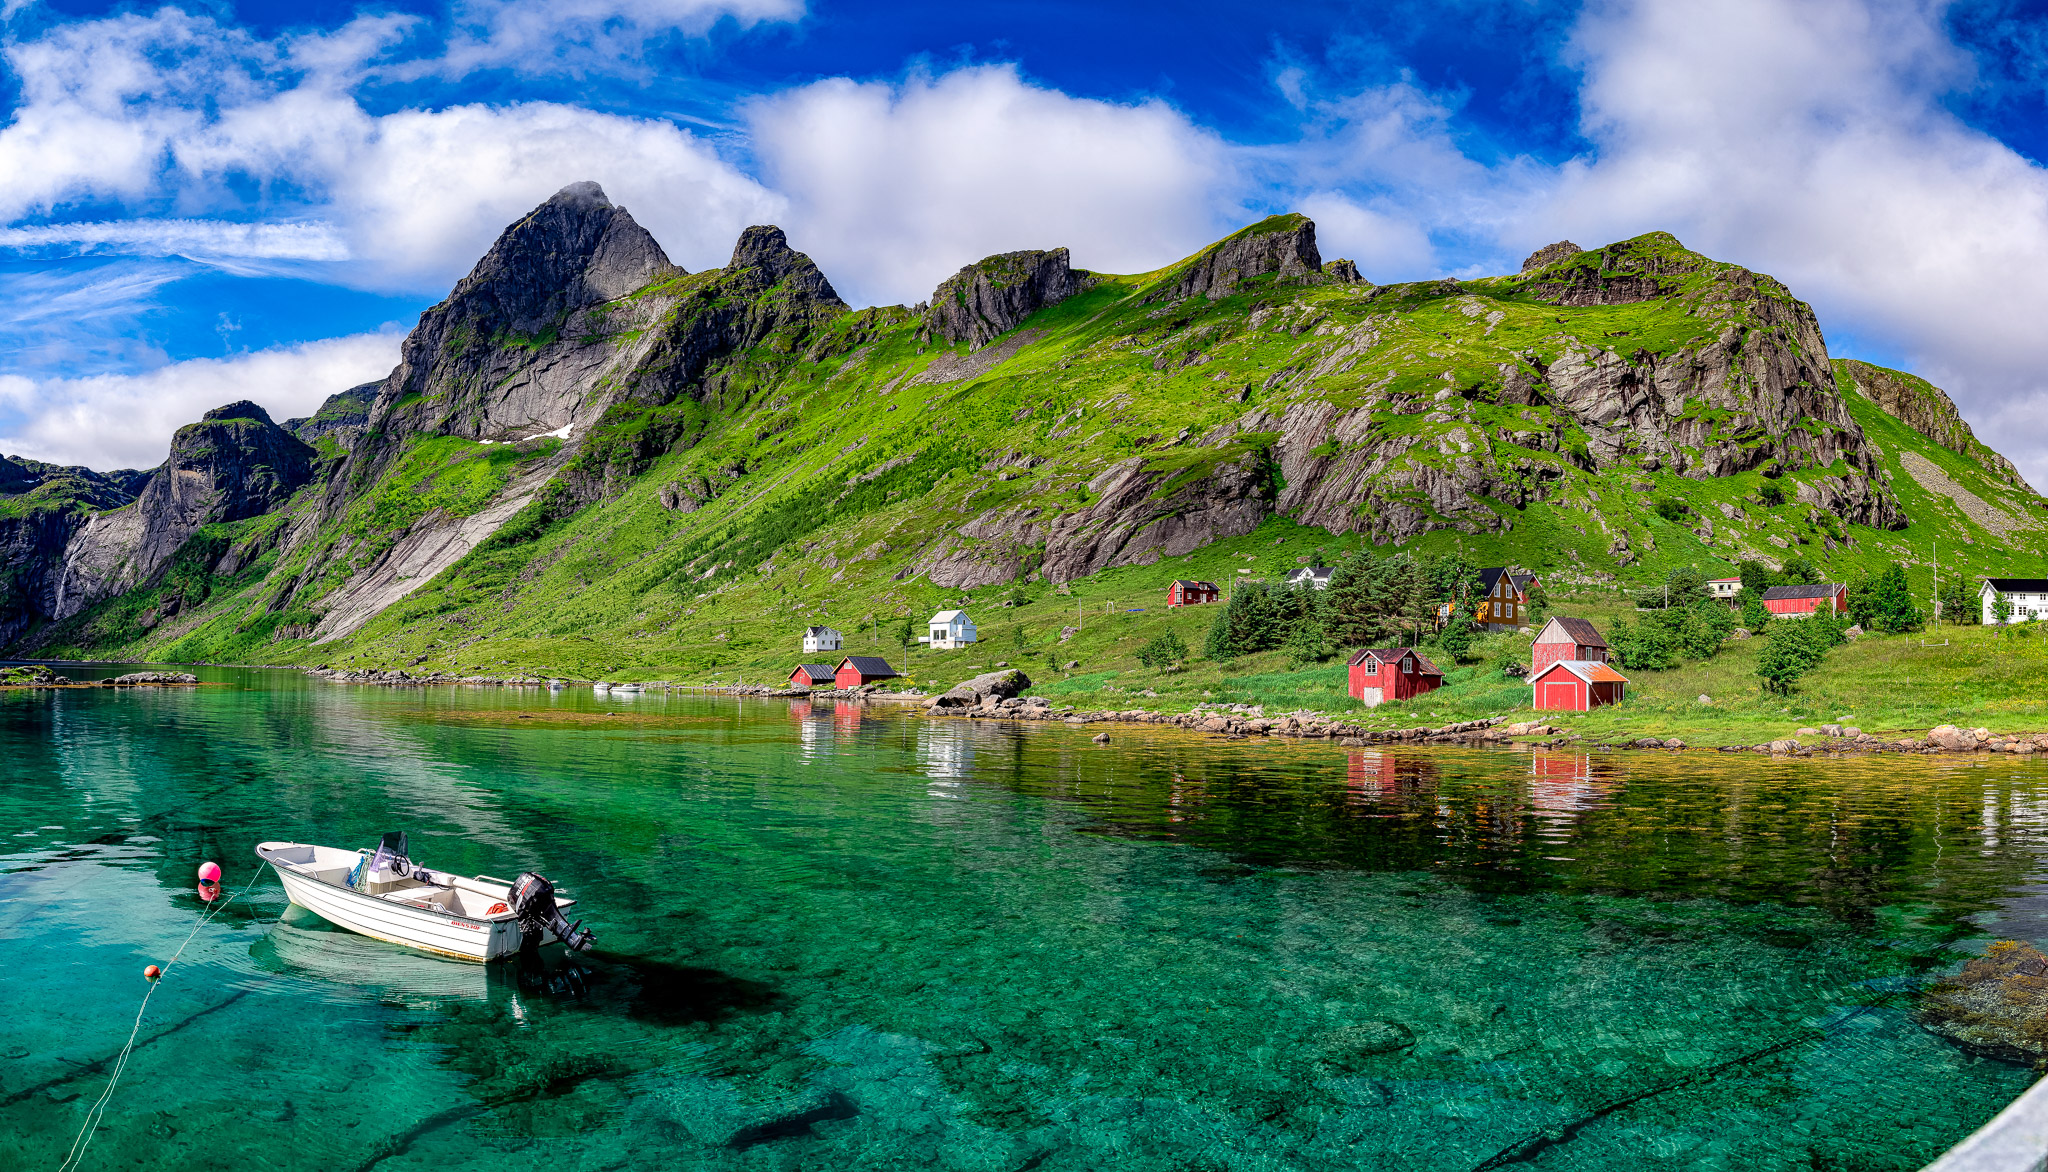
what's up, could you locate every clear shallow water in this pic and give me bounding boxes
[3,670,2047,1170]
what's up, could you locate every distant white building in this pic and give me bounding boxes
[1706,577,1741,605]
[1981,578,2048,624]
[1287,566,1335,590]
[925,610,977,649]
[802,626,842,653]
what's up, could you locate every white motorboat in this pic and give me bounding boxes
[255,834,594,963]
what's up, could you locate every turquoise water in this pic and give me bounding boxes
[3,669,2047,1170]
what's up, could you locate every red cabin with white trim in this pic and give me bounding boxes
[834,656,900,689]
[1167,580,1220,606]
[1347,648,1443,707]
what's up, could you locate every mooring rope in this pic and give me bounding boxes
[54,862,272,1172]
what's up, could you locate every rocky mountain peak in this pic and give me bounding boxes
[924,247,1091,349]
[441,181,672,336]
[202,400,274,425]
[1520,241,1583,271]
[1159,213,1324,301]
[725,225,844,306]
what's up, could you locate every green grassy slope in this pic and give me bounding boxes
[26,230,2048,720]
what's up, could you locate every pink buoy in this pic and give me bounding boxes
[196,882,219,902]
[197,861,221,883]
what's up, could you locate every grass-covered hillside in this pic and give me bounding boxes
[10,187,2045,714]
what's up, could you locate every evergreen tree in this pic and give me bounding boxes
[1861,563,1923,633]
[1437,618,1474,663]
[1938,574,1975,625]
[1324,550,1388,651]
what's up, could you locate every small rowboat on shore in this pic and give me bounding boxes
[255,834,594,963]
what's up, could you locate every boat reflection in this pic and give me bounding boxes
[252,905,596,1006]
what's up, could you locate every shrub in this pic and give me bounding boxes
[1653,497,1686,522]
[1756,612,1846,694]
[1759,481,1787,507]
[1136,630,1189,670]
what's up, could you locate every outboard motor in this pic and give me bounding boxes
[510,872,594,952]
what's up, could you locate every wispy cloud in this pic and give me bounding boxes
[0,218,348,259]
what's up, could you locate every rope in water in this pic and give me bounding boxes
[55,862,272,1172]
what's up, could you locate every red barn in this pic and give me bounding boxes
[790,664,836,689]
[1761,583,1847,617]
[1530,660,1629,711]
[1532,616,1609,676]
[1347,648,1443,707]
[835,656,900,689]
[1168,579,1220,606]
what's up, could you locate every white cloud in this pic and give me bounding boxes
[1521,0,2048,490]
[0,218,347,259]
[0,330,403,470]
[746,64,1240,305]
[440,0,804,76]
[0,9,784,291]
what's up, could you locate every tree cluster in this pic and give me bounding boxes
[1202,550,1497,664]
[1756,610,1848,694]
[1844,563,1923,634]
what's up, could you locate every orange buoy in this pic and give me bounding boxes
[143,964,161,980]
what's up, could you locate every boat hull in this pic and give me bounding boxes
[273,866,522,962]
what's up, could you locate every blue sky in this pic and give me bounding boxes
[5,0,2048,488]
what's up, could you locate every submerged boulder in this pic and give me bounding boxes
[1922,940,2048,1061]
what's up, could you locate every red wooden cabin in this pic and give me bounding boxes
[1761,583,1846,617]
[1347,648,1443,707]
[835,656,900,689]
[1167,580,1220,606]
[1530,659,1629,711]
[790,664,836,689]
[1531,616,1609,675]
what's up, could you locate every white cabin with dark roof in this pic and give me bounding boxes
[1982,578,2048,624]
[802,626,843,653]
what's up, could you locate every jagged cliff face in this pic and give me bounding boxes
[1838,358,2030,489]
[44,402,315,624]
[6,185,2035,667]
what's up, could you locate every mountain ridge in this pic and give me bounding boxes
[3,183,2042,678]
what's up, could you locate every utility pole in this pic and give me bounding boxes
[1932,540,1940,622]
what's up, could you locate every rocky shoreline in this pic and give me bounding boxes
[0,666,201,687]
[62,664,2042,756]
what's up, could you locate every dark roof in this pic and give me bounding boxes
[837,656,898,677]
[1347,648,1443,675]
[1292,566,1334,578]
[1761,583,1843,600]
[1478,567,1506,593]
[1509,573,1538,591]
[1545,616,1607,647]
[1985,579,2048,592]
[1171,579,1218,591]
[803,626,838,637]
[792,664,836,682]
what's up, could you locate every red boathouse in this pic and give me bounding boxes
[790,664,836,689]
[1168,580,1220,606]
[1347,648,1443,707]
[1761,583,1847,617]
[834,656,900,689]
[1530,659,1629,711]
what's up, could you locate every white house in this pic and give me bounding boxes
[1981,578,2048,624]
[926,610,978,649]
[802,626,842,653]
[1705,578,1741,605]
[1287,566,1335,590]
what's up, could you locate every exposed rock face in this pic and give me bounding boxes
[1520,241,1583,271]
[1840,359,2031,489]
[1520,232,1690,305]
[925,248,1090,349]
[1161,214,1323,300]
[49,402,316,621]
[923,448,1273,585]
[343,182,674,468]
[285,382,379,453]
[1324,258,1365,284]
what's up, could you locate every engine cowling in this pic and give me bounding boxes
[509,872,594,951]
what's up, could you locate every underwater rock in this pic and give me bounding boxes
[1922,940,2048,1062]
[1318,1020,1417,1069]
